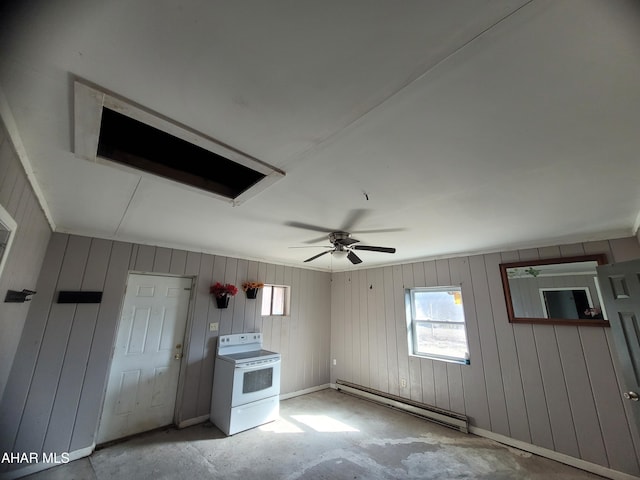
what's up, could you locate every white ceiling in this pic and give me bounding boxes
[1,0,639,271]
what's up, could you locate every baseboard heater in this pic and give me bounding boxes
[335,379,469,434]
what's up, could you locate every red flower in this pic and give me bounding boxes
[210,282,238,297]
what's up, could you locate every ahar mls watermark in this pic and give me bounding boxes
[1,452,70,464]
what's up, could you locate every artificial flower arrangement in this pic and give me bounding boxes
[209,282,239,298]
[242,281,264,291]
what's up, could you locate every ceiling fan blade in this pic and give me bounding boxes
[352,245,396,254]
[285,221,333,234]
[335,237,359,246]
[347,250,362,265]
[351,227,405,235]
[304,250,332,262]
[340,209,369,231]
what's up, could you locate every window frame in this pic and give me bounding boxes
[261,284,291,317]
[0,204,17,280]
[405,286,470,365]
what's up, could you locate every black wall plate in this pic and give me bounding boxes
[57,291,103,304]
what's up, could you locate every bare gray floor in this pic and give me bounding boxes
[24,389,604,480]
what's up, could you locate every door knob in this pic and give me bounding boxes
[174,353,183,360]
[623,391,639,401]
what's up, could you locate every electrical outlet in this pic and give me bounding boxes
[209,322,219,332]
[332,359,337,366]
[400,378,407,388]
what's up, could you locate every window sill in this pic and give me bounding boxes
[409,353,470,366]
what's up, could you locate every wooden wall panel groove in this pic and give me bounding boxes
[403,264,421,402]
[43,238,111,453]
[0,118,52,404]
[557,326,608,465]
[12,235,91,455]
[0,234,65,462]
[70,241,131,451]
[134,245,156,272]
[169,250,187,275]
[374,268,389,393]
[358,270,370,389]
[187,252,212,419]
[153,247,172,273]
[457,257,491,429]
[382,267,398,396]
[485,253,530,443]
[469,255,510,435]
[330,272,345,383]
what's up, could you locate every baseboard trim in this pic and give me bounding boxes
[280,384,330,400]
[177,414,210,429]
[328,384,636,480]
[0,443,95,480]
[469,427,638,480]
[333,380,469,433]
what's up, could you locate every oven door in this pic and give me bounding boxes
[231,358,281,407]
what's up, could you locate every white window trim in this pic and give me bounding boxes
[406,286,470,365]
[0,203,17,279]
[261,284,291,317]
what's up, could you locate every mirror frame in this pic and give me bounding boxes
[499,254,609,327]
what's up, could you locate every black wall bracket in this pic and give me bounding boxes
[57,291,103,304]
[4,289,37,303]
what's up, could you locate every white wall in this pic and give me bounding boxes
[330,237,640,477]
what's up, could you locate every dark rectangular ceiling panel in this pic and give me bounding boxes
[97,108,265,199]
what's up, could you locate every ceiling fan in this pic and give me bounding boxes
[302,231,396,265]
[285,210,399,265]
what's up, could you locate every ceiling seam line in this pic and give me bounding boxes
[114,177,142,236]
[285,0,536,166]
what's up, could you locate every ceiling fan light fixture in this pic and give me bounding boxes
[331,249,348,259]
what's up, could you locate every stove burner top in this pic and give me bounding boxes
[220,349,280,362]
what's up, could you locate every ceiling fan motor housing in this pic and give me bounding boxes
[329,231,357,246]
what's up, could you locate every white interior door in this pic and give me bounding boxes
[597,259,640,435]
[98,274,192,444]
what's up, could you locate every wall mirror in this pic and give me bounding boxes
[499,254,609,326]
[0,204,17,280]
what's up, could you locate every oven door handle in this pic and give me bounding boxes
[234,358,281,370]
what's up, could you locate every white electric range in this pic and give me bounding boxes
[210,333,281,435]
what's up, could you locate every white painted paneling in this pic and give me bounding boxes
[329,237,640,478]
[0,118,51,401]
[0,233,331,477]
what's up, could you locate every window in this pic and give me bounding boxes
[0,204,17,279]
[406,286,470,364]
[261,285,290,316]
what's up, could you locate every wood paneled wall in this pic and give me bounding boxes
[330,237,640,477]
[0,120,51,400]
[0,233,330,474]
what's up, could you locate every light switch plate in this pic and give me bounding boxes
[209,322,219,332]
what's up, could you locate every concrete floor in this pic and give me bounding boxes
[24,388,604,480]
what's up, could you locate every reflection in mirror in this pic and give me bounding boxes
[500,254,609,326]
